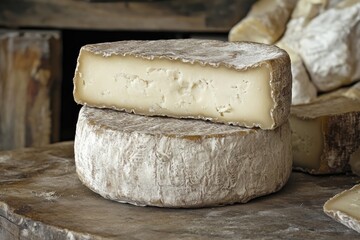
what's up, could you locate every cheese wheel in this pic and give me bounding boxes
[73,39,292,130]
[290,96,360,174]
[74,106,292,208]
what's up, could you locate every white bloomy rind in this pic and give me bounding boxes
[73,39,292,130]
[299,2,360,92]
[74,106,292,208]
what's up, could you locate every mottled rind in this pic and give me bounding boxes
[73,39,292,129]
[74,106,292,208]
[324,184,360,233]
[291,96,360,174]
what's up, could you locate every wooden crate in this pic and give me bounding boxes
[0,30,61,150]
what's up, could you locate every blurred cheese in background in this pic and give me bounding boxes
[298,1,360,92]
[229,0,360,179]
[229,0,360,105]
[229,0,297,44]
[290,95,360,174]
[344,81,360,100]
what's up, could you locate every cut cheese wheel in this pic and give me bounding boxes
[73,39,292,130]
[74,106,292,208]
[228,0,297,44]
[290,96,360,174]
[324,184,360,233]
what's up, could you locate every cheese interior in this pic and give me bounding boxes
[74,51,274,128]
[290,116,323,170]
[325,184,360,221]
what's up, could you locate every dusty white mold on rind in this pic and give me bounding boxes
[74,106,292,208]
[324,184,360,233]
[73,39,292,130]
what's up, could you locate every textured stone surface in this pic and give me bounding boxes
[75,106,292,207]
[0,142,359,239]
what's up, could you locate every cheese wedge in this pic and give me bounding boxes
[290,96,360,174]
[324,184,360,233]
[74,106,292,208]
[229,0,297,44]
[73,39,292,130]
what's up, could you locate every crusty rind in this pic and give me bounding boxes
[324,184,360,233]
[74,106,292,208]
[73,39,292,129]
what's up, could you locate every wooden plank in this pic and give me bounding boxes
[0,0,254,32]
[0,142,359,239]
[0,30,61,151]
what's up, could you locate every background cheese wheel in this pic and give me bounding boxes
[290,96,360,175]
[75,106,292,208]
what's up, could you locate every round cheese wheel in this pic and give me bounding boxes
[75,106,292,208]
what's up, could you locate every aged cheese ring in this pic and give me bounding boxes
[75,106,292,208]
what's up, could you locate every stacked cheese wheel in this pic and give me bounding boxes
[73,39,293,207]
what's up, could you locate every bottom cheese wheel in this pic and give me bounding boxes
[75,106,292,208]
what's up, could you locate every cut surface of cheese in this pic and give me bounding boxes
[324,184,360,233]
[290,96,360,174]
[228,0,297,44]
[73,39,292,130]
[74,106,292,208]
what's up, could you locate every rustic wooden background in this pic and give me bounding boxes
[0,0,254,32]
[0,31,61,150]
